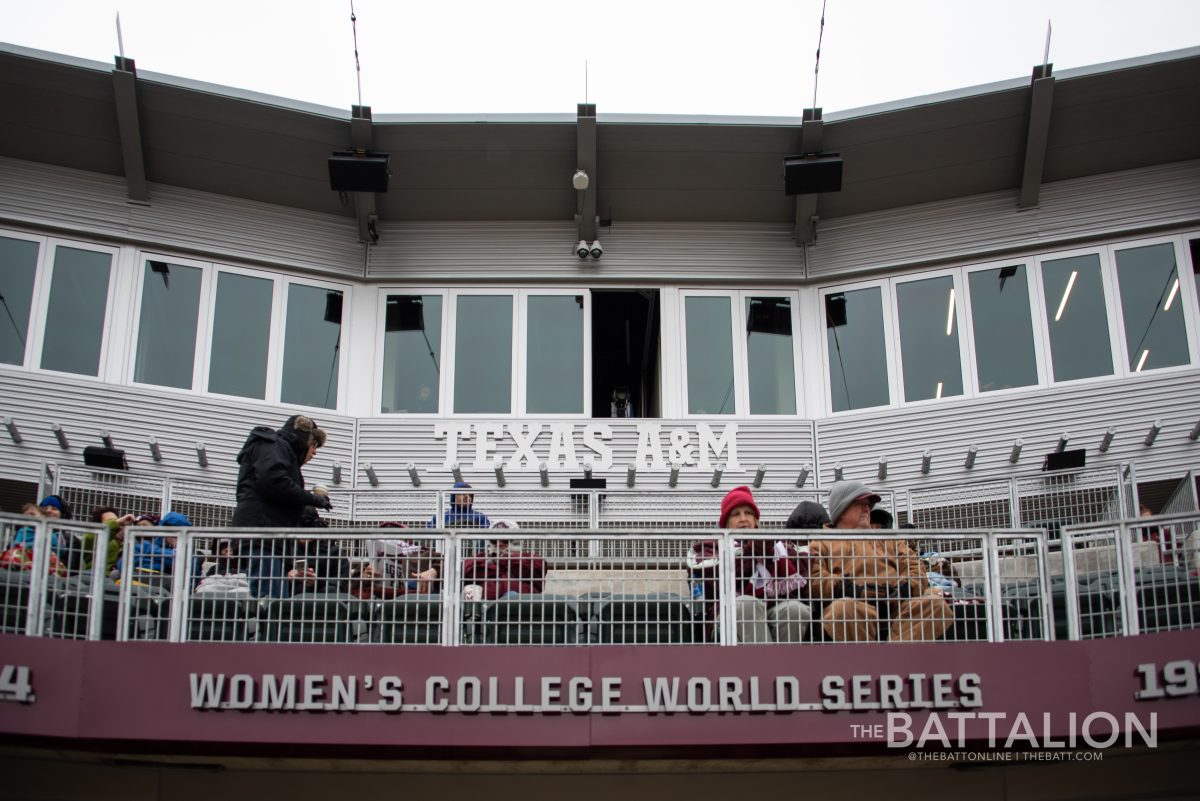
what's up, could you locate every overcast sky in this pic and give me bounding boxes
[4,0,1199,117]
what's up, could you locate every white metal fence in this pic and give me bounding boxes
[905,464,1138,535]
[1,513,1067,647]
[1060,512,1200,639]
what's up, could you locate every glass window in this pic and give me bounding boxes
[896,276,964,402]
[133,260,202,389]
[745,296,796,414]
[826,287,890,412]
[281,284,343,409]
[40,246,112,376]
[208,271,273,399]
[685,295,736,414]
[1114,243,1190,373]
[1040,254,1113,382]
[0,236,39,366]
[453,295,512,414]
[527,295,584,414]
[969,265,1039,392]
[381,294,442,413]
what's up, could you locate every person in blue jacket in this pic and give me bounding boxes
[428,482,491,529]
[117,511,189,581]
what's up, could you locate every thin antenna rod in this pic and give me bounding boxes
[1043,20,1052,73]
[350,1,363,108]
[116,13,125,61]
[585,60,589,105]
[812,0,827,110]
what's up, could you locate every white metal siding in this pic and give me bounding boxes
[0,371,354,490]
[366,221,804,284]
[807,161,1200,280]
[0,157,364,277]
[815,369,1200,489]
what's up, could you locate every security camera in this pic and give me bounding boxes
[366,215,379,243]
[572,169,589,191]
[589,239,603,259]
[575,240,590,259]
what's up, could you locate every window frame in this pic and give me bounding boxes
[1105,234,1198,379]
[373,287,450,417]
[28,237,121,383]
[517,288,592,418]
[0,228,48,372]
[276,274,352,413]
[960,258,1049,396]
[889,266,972,407]
[818,277,898,417]
[1031,245,1124,387]
[127,251,213,394]
[201,262,284,404]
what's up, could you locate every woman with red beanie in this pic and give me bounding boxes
[689,486,811,643]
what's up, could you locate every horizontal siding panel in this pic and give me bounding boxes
[0,371,354,491]
[816,369,1200,490]
[367,221,804,283]
[807,160,1200,280]
[0,157,363,277]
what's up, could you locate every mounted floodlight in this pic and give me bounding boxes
[1145,420,1163,447]
[407,462,420,487]
[494,464,506,488]
[833,463,844,482]
[921,451,932,475]
[101,430,115,449]
[1010,438,1024,464]
[539,461,550,488]
[710,463,724,488]
[783,152,843,195]
[1056,432,1070,453]
[52,424,69,450]
[1099,428,1116,453]
[365,463,380,487]
[877,457,888,481]
[589,240,603,259]
[1191,419,1200,441]
[451,463,464,484]
[572,169,589,190]
[332,461,343,485]
[328,150,390,193]
[796,464,811,488]
[669,464,680,488]
[583,461,594,480]
[753,465,766,489]
[195,442,208,468]
[626,463,636,488]
[575,240,590,259]
[3,418,21,444]
[148,437,162,462]
[964,445,978,469]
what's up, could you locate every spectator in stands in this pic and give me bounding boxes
[365,522,441,596]
[461,520,545,600]
[429,482,491,529]
[810,480,953,642]
[786,501,830,530]
[38,494,72,520]
[870,508,894,529]
[283,505,350,595]
[694,486,810,643]
[89,506,135,573]
[232,415,331,598]
[116,511,188,584]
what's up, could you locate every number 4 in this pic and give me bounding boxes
[0,665,34,703]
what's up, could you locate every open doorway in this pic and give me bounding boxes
[591,289,660,418]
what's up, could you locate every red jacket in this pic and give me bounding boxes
[461,545,546,599]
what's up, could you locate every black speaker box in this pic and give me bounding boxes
[1042,449,1086,472]
[328,152,390,193]
[784,153,843,195]
[83,446,128,471]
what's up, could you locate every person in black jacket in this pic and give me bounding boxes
[232,415,331,598]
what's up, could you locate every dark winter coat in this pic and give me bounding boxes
[231,426,325,529]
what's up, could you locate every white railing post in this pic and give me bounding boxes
[166,530,192,643]
[1035,531,1054,642]
[86,524,108,641]
[115,531,137,642]
[718,532,738,646]
[1008,477,1022,528]
[981,532,1002,643]
[442,533,461,647]
[1116,519,1140,637]
[23,519,49,637]
[1061,531,1081,640]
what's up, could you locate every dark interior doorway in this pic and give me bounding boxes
[591,290,660,418]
